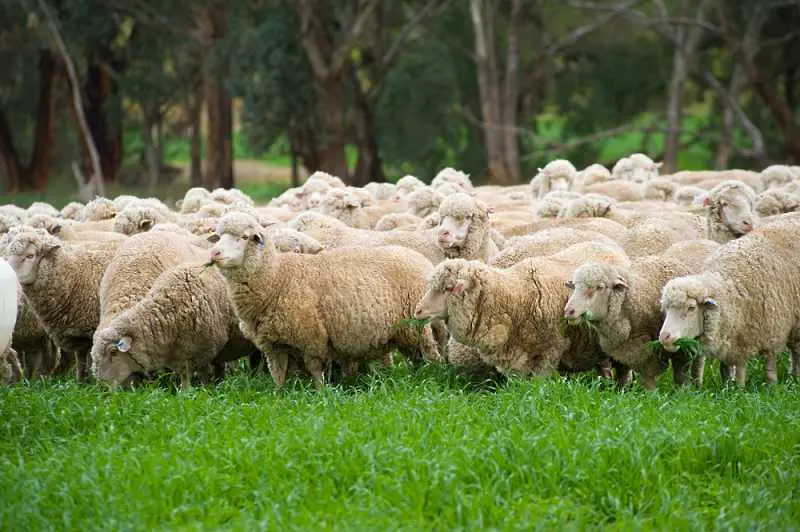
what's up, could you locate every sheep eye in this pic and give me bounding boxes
[687,305,697,311]
[25,254,34,260]
[241,235,249,241]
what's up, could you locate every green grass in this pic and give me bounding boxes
[1,362,799,531]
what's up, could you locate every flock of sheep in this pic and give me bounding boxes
[1,152,799,391]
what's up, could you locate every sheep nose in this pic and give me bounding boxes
[210,249,222,261]
[659,331,673,345]
[564,306,576,318]
[742,220,753,232]
[439,229,451,238]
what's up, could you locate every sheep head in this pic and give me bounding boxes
[704,180,757,237]
[658,275,719,352]
[6,229,61,285]
[414,259,472,320]
[437,193,489,252]
[209,212,271,272]
[91,326,146,388]
[564,262,629,324]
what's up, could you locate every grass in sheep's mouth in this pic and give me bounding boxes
[563,311,597,334]
[647,337,705,360]
[203,260,216,268]
[393,317,428,333]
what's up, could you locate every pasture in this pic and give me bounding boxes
[2,361,799,531]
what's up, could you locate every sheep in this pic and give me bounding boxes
[413,258,610,378]
[96,231,206,333]
[643,178,678,201]
[374,212,422,232]
[583,180,645,202]
[210,187,255,208]
[626,153,662,183]
[557,194,617,220]
[393,175,426,197]
[27,214,127,243]
[674,186,707,207]
[406,187,445,219]
[620,216,705,257]
[761,164,795,190]
[531,159,577,198]
[437,193,498,261]
[112,195,139,210]
[6,229,121,382]
[320,188,373,229]
[754,189,800,218]
[564,257,697,390]
[291,212,445,264]
[27,201,59,218]
[0,205,27,223]
[81,197,118,221]
[268,228,324,254]
[534,191,582,219]
[305,170,345,189]
[702,180,757,244]
[661,239,720,269]
[364,182,396,200]
[0,257,19,381]
[209,212,440,388]
[177,187,211,214]
[431,167,473,193]
[60,202,85,220]
[113,204,178,236]
[489,228,618,269]
[659,217,800,386]
[91,262,258,389]
[579,164,612,188]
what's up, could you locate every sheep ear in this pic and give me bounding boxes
[612,276,628,291]
[139,219,154,231]
[116,336,132,353]
[451,279,469,295]
[702,297,717,308]
[251,233,264,247]
[43,241,61,256]
[50,224,62,235]
[206,233,220,244]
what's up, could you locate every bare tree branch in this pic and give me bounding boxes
[329,0,381,74]
[380,0,447,70]
[547,0,644,56]
[37,0,105,199]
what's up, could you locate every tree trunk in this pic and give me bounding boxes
[717,2,800,163]
[664,0,711,173]
[317,75,349,179]
[715,65,746,169]
[201,1,234,190]
[28,50,58,191]
[352,70,385,187]
[83,59,121,184]
[142,104,162,192]
[188,92,203,187]
[0,110,24,194]
[501,0,521,184]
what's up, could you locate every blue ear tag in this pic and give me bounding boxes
[704,298,717,307]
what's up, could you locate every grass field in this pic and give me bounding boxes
[2,360,799,531]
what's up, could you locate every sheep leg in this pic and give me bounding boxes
[719,362,734,382]
[762,351,778,384]
[613,360,633,388]
[265,350,289,389]
[641,373,658,391]
[790,340,800,377]
[180,362,192,391]
[595,357,613,380]
[670,351,692,387]
[303,356,327,389]
[74,351,89,383]
[691,356,706,388]
[734,364,747,388]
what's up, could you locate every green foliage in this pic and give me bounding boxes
[1,364,799,530]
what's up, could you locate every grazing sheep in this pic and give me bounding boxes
[414,258,608,377]
[406,187,445,219]
[659,217,800,386]
[60,202,85,221]
[531,159,577,198]
[754,189,800,218]
[702,180,757,244]
[28,214,127,243]
[6,229,121,382]
[81,197,118,221]
[290,212,445,264]
[564,257,697,390]
[489,228,618,268]
[375,213,422,232]
[437,193,498,261]
[661,239,720,269]
[209,212,440,388]
[534,191,582,219]
[92,262,258,389]
[177,187,211,214]
[643,178,678,201]
[761,164,795,190]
